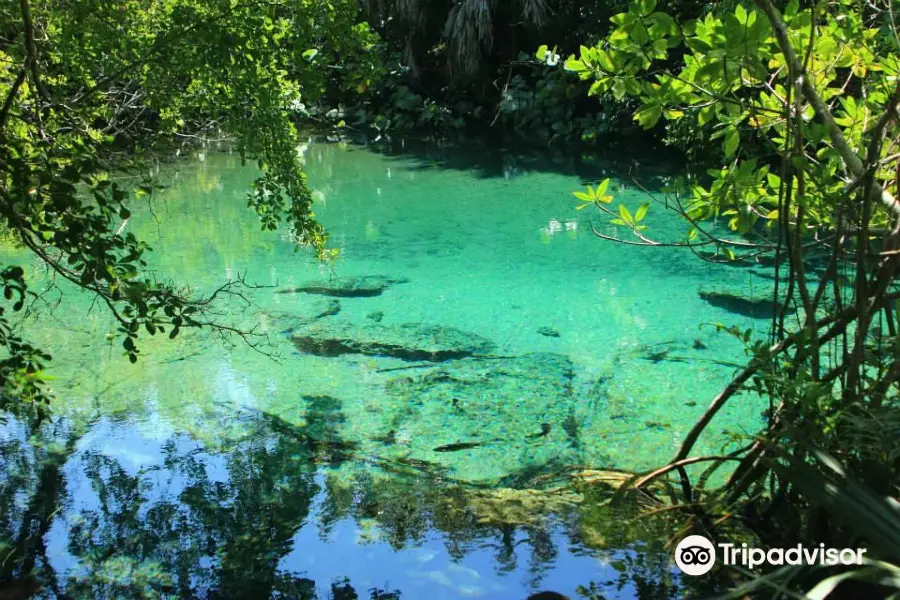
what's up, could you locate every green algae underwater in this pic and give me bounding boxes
[0,140,771,599]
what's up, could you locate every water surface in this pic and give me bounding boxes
[0,140,768,599]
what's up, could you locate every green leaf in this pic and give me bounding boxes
[807,563,900,600]
[564,58,586,72]
[596,49,615,71]
[784,0,800,18]
[573,191,593,202]
[634,203,649,222]
[685,36,713,53]
[596,178,610,197]
[638,0,658,16]
[610,12,635,27]
[774,447,900,559]
[649,12,676,37]
[723,127,739,157]
[618,204,634,225]
[634,104,662,129]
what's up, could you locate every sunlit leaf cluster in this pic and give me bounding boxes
[565,0,900,239]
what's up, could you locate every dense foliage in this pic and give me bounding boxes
[565,0,900,595]
[341,0,727,143]
[338,0,650,142]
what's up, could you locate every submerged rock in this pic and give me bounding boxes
[291,321,495,361]
[537,326,561,338]
[268,297,341,333]
[698,289,791,319]
[527,423,552,439]
[276,275,409,298]
[317,299,342,318]
[385,353,579,461]
[387,353,574,398]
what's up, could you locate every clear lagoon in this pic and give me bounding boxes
[0,140,771,599]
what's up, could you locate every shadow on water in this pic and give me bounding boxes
[0,409,683,600]
[345,134,687,191]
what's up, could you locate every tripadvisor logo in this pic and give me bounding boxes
[674,535,868,576]
[675,535,716,576]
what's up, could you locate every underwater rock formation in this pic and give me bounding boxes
[383,353,579,470]
[316,299,342,318]
[276,275,409,297]
[291,321,495,361]
[267,297,341,333]
[698,289,792,319]
[386,353,574,403]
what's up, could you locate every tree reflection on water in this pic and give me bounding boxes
[0,407,678,599]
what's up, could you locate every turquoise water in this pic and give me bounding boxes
[0,140,769,599]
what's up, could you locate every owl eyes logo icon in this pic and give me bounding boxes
[674,535,716,576]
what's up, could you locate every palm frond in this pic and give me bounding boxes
[774,447,900,560]
[518,0,550,26]
[443,0,494,75]
[397,0,426,28]
[806,562,900,600]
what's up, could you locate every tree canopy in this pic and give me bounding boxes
[0,0,380,421]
